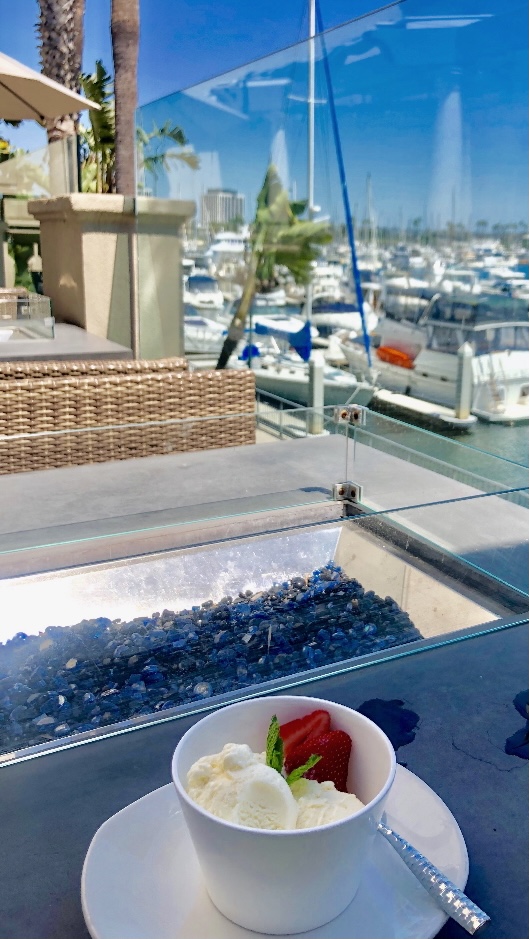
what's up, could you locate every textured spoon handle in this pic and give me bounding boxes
[378,822,490,935]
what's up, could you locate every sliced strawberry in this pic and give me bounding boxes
[279,709,331,759]
[285,730,352,792]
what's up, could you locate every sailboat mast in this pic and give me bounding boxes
[367,172,377,253]
[305,0,316,324]
[315,0,372,367]
[308,0,316,220]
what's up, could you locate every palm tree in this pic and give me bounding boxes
[216,165,332,369]
[111,0,139,196]
[79,65,197,195]
[36,0,85,143]
[137,121,199,195]
[79,61,115,192]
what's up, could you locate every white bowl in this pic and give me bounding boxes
[172,695,396,935]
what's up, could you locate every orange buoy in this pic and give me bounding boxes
[376,346,415,369]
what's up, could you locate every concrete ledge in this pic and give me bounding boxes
[28,195,195,224]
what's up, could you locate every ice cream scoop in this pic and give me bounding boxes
[187,742,298,830]
[291,777,364,828]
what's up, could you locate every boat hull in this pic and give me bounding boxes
[341,343,529,423]
[251,365,373,407]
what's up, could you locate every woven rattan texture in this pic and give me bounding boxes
[0,368,255,474]
[0,357,188,381]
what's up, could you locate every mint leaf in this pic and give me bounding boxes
[286,754,321,786]
[266,715,284,774]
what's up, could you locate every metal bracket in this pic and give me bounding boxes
[333,481,363,504]
[333,405,367,426]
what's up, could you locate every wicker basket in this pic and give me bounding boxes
[0,363,255,474]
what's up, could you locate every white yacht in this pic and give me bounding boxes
[205,231,247,267]
[183,274,225,311]
[340,293,529,423]
[185,309,313,358]
[311,262,345,303]
[184,311,227,354]
[436,268,482,295]
[253,288,287,307]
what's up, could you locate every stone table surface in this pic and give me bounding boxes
[0,623,527,939]
[0,323,132,361]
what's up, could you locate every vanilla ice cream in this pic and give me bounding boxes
[187,743,298,830]
[186,742,364,830]
[290,778,364,828]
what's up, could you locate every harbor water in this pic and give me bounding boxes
[369,402,528,468]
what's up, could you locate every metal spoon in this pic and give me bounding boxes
[378,820,490,935]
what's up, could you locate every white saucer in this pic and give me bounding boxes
[82,766,468,939]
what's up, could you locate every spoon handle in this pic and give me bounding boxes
[378,821,490,935]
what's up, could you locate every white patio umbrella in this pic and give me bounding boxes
[0,51,99,122]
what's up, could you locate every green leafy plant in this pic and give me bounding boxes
[285,755,321,786]
[79,60,116,192]
[137,120,199,195]
[216,164,332,369]
[79,62,198,195]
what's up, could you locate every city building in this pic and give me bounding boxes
[201,188,245,226]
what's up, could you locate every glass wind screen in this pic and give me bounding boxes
[136,0,527,248]
[350,409,529,506]
[0,137,78,197]
[135,0,528,496]
[0,490,526,763]
[1,400,526,559]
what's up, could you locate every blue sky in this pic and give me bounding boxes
[2,0,527,226]
[2,0,377,150]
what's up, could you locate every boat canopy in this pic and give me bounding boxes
[187,275,218,290]
[312,300,360,313]
[254,319,312,362]
[426,321,528,355]
[427,293,527,326]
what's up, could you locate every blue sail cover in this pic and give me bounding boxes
[312,301,360,313]
[254,319,312,362]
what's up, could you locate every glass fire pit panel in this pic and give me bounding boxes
[0,492,526,763]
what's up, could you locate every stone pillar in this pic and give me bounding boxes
[308,351,325,435]
[28,194,195,358]
[0,220,16,289]
[455,342,474,419]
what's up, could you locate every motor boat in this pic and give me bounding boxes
[184,310,228,354]
[183,275,225,310]
[204,231,247,269]
[242,350,374,408]
[340,292,529,423]
[436,268,482,295]
[253,288,287,307]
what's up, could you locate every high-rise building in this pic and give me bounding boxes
[201,189,245,226]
